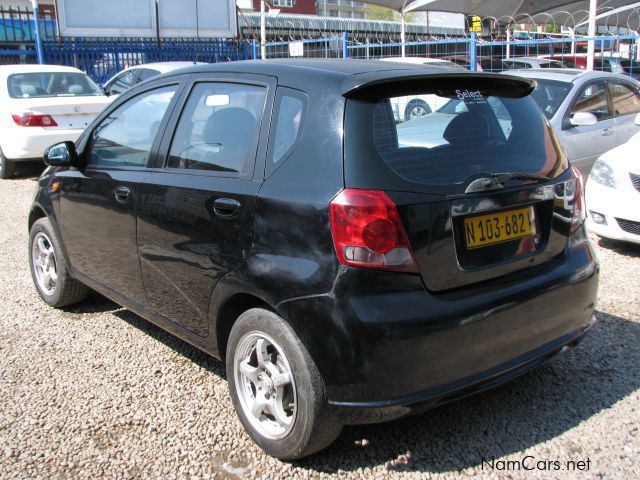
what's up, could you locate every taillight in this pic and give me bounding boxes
[329,188,418,273]
[569,165,586,234]
[12,114,58,127]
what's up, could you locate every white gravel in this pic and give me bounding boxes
[1,175,639,479]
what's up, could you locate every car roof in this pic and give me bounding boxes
[379,57,455,65]
[161,58,459,80]
[0,64,84,76]
[502,68,639,85]
[155,58,534,97]
[504,57,564,62]
[124,61,205,73]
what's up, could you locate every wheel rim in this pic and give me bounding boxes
[234,331,297,440]
[32,232,58,296]
[409,105,428,119]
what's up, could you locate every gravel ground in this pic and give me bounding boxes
[1,174,639,479]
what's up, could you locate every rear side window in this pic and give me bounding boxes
[346,85,568,190]
[107,70,137,95]
[138,68,160,82]
[608,82,640,117]
[266,88,307,177]
[167,82,267,176]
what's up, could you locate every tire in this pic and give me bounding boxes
[29,218,89,308]
[226,308,342,460]
[404,99,431,121]
[0,150,15,179]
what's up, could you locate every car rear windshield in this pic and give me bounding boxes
[345,81,568,192]
[8,72,103,98]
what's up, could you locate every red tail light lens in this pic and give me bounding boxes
[329,188,418,273]
[12,114,58,127]
[569,165,586,234]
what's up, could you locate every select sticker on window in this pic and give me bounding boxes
[436,89,488,104]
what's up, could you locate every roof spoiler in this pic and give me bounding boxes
[342,72,536,101]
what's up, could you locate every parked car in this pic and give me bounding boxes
[501,57,567,70]
[0,64,110,179]
[586,129,640,244]
[28,59,598,460]
[378,56,465,68]
[504,68,640,178]
[379,57,464,120]
[102,61,204,97]
[542,55,640,79]
[440,54,504,72]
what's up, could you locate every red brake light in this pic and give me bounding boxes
[12,114,58,127]
[570,165,586,234]
[329,188,418,273]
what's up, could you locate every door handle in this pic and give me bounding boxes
[601,127,614,136]
[114,185,132,203]
[213,198,241,219]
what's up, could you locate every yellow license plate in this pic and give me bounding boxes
[464,207,535,249]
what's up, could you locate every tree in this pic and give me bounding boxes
[365,6,417,22]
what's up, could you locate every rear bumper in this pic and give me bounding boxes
[330,317,595,424]
[2,127,84,160]
[277,233,598,415]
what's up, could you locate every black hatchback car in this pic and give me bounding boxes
[29,59,598,460]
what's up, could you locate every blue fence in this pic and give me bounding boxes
[260,32,640,74]
[43,37,250,84]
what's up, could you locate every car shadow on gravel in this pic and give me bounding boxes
[596,237,640,257]
[111,308,227,378]
[298,310,640,474]
[81,303,639,474]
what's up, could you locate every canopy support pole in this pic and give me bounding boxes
[401,13,406,57]
[587,0,597,70]
[260,0,266,60]
[506,28,511,59]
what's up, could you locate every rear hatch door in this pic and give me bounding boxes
[344,73,578,291]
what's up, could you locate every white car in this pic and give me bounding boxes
[586,124,640,245]
[103,62,204,98]
[379,57,464,121]
[0,64,110,178]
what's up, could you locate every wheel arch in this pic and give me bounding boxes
[215,292,273,362]
[28,204,47,231]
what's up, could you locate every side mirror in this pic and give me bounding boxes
[570,111,598,127]
[43,141,79,167]
[635,112,640,126]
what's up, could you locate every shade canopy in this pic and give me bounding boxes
[364,0,640,24]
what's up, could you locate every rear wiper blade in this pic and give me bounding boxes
[465,171,550,193]
[492,172,550,183]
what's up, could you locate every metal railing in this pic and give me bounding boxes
[43,37,249,84]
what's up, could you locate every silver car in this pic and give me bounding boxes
[502,57,567,70]
[505,69,640,178]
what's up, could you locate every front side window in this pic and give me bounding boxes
[572,83,610,120]
[87,85,177,168]
[7,72,102,98]
[167,82,267,175]
[608,82,640,117]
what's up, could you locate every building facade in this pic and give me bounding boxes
[251,0,316,15]
[317,0,367,19]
